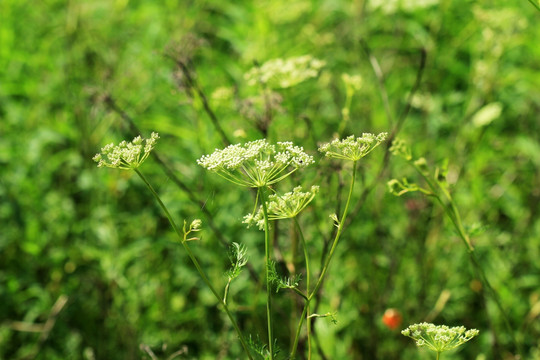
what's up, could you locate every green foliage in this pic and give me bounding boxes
[1,0,539,358]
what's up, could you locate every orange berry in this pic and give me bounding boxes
[382,308,402,330]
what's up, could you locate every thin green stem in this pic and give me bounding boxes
[289,217,312,359]
[309,161,357,300]
[527,0,540,11]
[134,169,253,360]
[291,287,309,301]
[307,304,312,360]
[294,217,311,293]
[436,351,440,360]
[223,278,232,304]
[290,302,309,359]
[259,186,274,359]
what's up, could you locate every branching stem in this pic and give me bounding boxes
[411,163,522,358]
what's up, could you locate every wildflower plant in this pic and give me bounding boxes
[389,138,521,357]
[93,133,254,360]
[198,138,315,358]
[402,323,479,359]
[95,131,386,360]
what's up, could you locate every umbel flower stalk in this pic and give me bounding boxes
[93,133,254,360]
[199,139,313,359]
[288,132,387,359]
[388,138,522,358]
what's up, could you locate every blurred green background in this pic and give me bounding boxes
[1,0,539,359]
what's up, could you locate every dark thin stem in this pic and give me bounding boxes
[104,97,224,242]
[169,58,231,146]
[395,48,427,132]
[360,40,395,125]
[527,0,540,11]
[134,169,253,360]
[103,96,260,282]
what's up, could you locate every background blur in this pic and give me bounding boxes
[1,0,539,359]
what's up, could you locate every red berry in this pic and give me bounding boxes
[382,308,402,330]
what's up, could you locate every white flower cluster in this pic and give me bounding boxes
[319,132,388,161]
[93,132,159,170]
[243,185,319,229]
[244,55,326,89]
[402,323,479,353]
[197,139,313,187]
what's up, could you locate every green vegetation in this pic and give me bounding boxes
[1,0,539,359]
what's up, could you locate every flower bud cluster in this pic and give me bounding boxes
[389,138,412,161]
[244,55,326,89]
[93,132,159,170]
[342,73,363,92]
[243,185,319,229]
[197,139,313,187]
[319,132,387,161]
[402,323,479,353]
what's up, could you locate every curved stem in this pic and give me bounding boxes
[135,169,253,360]
[309,161,357,300]
[289,217,312,359]
[290,302,309,359]
[259,186,274,359]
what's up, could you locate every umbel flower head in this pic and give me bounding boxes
[244,55,326,89]
[319,132,388,161]
[93,132,159,170]
[197,139,314,188]
[402,323,479,354]
[243,185,319,229]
